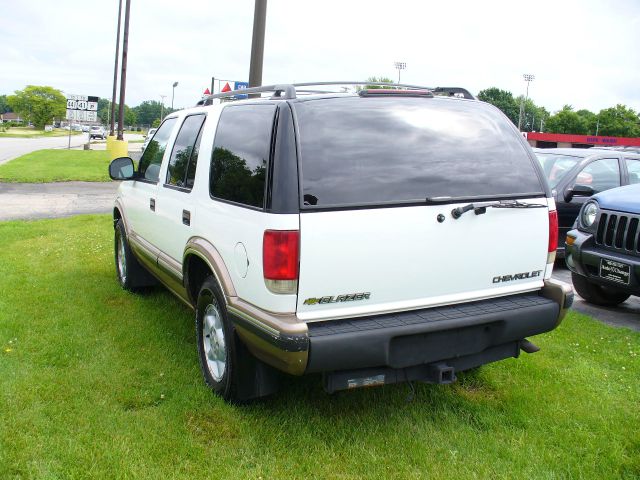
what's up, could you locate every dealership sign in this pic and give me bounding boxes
[66,94,99,122]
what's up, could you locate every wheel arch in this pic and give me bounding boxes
[184,237,237,306]
[113,199,128,232]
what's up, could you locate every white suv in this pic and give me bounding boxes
[108,82,572,402]
[90,126,106,140]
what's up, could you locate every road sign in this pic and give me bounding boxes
[234,81,248,99]
[66,94,99,122]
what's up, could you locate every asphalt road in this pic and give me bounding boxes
[0,133,145,165]
[0,181,120,221]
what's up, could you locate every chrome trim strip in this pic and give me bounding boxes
[228,306,280,337]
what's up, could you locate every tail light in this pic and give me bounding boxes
[548,210,558,263]
[263,230,299,294]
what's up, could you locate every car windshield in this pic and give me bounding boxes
[535,153,581,188]
[294,96,543,208]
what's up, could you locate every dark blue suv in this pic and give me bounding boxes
[566,184,640,306]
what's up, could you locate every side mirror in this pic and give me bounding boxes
[109,157,135,180]
[564,184,595,203]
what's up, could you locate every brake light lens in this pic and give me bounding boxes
[548,210,558,253]
[263,230,299,294]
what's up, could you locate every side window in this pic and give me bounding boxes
[626,159,640,184]
[574,158,620,193]
[209,104,276,208]
[138,117,177,182]
[166,114,206,189]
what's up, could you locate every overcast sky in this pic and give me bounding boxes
[1,0,639,114]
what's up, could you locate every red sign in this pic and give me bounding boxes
[528,132,640,147]
[221,82,231,93]
[203,88,211,95]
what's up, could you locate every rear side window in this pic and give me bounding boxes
[574,158,620,193]
[138,117,177,182]
[626,158,640,184]
[294,97,543,208]
[535,153,581,189]
[210,104,276,208]
[166,114,206,189]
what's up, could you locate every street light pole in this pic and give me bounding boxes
[160,95,167,122]
[171,81,178,109]
[517,73,535,131]
[394,61,406,84]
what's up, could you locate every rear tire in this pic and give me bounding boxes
[571,272,630,306]
[114,219,157,291]
[196,277,238,402]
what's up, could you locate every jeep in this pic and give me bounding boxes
[566,183,640,306]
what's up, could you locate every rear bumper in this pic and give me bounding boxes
[229,279,572,377]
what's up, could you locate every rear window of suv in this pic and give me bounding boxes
[294,96,543,208]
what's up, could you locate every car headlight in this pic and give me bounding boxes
[582,201,599,228]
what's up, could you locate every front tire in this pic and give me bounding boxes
[114,219,157,291]
[571,272,630,306]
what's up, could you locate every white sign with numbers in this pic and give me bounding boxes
[66,94,99,122]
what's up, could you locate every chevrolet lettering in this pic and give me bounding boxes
[492,270,543,284]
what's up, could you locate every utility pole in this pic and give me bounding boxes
[248,0,267,96]
[394,61,406,84]
[117,0,131,141]
[171,81,178,109]
[160,95,167,122]
[517,73,535,131]
[110,0,122,137]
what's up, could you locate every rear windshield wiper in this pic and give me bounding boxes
[451,200,547,219]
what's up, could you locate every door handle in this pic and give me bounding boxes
[150,198,155,211]
[182,209,191,226]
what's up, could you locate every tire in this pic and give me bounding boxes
[114,219,157,291]
[571,272,630,306]
[196,276,239,402]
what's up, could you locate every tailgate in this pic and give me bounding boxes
[296,199,551,321]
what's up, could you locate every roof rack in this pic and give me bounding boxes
[195,82,475,105]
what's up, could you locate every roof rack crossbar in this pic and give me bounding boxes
[196,82,475,105]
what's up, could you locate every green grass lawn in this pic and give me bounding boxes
[0,127,81,138]
[0,215,638,479]
[0,149,110,183]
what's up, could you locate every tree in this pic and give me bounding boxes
[477,87,519,125]
[0,95,11,114]
[124,107,137,127]
[360,77,395,90]
[98,100,136,128]
[7,85,66,128]
[576,109,597,135]
[515,96,549,132]
[133,100,174,126]
[97,98,111,125]
[544,105,589,135]
[595,104,640,137]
